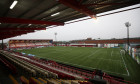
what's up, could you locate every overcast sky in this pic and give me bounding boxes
[1,4,140,43]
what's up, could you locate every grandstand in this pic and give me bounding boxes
[8,39,53,49]
[0,0,140,84]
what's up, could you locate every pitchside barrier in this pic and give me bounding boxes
[125,45,140,65]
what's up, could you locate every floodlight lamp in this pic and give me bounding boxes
[10,0,18,9]
[28,24,32,26]
[55,32,57,35]
[51,12,60,16]
[125,22,131,27]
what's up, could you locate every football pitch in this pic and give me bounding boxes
[17,47,140,84]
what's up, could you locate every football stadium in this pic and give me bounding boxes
[0,0,140,84]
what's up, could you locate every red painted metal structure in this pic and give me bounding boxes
[0,31,34,35]
[0,27,46,31]
[0,27,46,40]
[0,17,64,40]
[57,0,96,19]
[0,31,34,40]
[0,17,64,25]
[0,0,139,40]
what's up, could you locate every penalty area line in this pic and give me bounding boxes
[120,51,130,76]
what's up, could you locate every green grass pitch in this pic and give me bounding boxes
[17,46,140,84]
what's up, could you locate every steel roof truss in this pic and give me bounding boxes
[0,17,64,25]
[57,0,96,19]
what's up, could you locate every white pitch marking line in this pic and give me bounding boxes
[111,50,113,57]
[120,51,130,76]
[88,49,101,57]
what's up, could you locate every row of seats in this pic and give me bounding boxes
[0,51,36,76]
[20,75,92,84]
[52,64,93,78]
[27,56,92,79]
[24,55,94,79]
[0,51,57,79]
[8,74,91,84]
[0,54,17,75]
[102,73,133,84]
[9,74,19,84]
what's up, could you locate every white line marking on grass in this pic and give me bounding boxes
[46,58,128,76]
[120,51,130,76]
[88,49,101,57]
[111,50,113,57]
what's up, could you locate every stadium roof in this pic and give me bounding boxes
[0,0,140,40]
